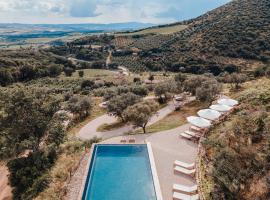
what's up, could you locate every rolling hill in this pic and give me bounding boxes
[111,0,270,73]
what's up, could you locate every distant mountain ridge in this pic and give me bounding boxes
[0,22,154,48]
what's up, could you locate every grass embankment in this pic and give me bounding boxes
[34,140,87,200]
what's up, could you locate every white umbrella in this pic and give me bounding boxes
[210,104,232,112]
[217,98,238,107]
[187,116,211,128]
[197,109,221,121]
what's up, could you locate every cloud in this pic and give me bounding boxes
[69,0,100,17]
[0,0,231,24]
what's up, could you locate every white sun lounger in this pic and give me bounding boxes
[174,160,195,169]
[174,166,196,175]
[184,130,199,138]
[190,125,204,132]
[173,192,199,200]
[180,133,193,139]
[173,184,198,193]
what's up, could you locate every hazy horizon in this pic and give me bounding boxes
[0,0,231,24]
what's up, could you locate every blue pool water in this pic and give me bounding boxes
[82,144,157,200]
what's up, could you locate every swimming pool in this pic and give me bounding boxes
[82,144,161,200]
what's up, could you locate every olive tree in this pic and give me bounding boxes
[183,75,209,95]
[196,79,222,102]
[227,73,248,89]
[123,100,159,133]
[67,96,92,119]
[154,80,177,103]
[107,92,141,121]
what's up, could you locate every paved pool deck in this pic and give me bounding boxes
[103,123,198,200]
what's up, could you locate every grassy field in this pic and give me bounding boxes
[59,69,116,80]
[116,24,188,36]
[0,33,86,49]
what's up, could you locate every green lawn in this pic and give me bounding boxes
[134,101,208,134]
[59,69,116,80]
[96,120,125,132]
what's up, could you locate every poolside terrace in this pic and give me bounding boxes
[104,123,198,200]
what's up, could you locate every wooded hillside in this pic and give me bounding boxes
[112,0,270,73]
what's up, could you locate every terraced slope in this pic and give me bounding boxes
[166,0,270,63]
[113,0,270,73]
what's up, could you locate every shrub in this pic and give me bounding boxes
[48,64,63,77]
[63,67,74,77]
[67,96,92,119]
[0,69,13,86]
[133,77,141,83]
[81,80,95,90]
[78,70,84,77]
[7,150,57,200]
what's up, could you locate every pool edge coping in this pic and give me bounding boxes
[147,142,163,200]
[77,143,96,200]
[77,143,163,200]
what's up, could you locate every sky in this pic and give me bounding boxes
[0,0,231,24]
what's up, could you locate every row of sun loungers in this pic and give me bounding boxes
[120,139,135,143]
[174,160,196,176]
[174,98,239,199]
[173,160,199,200]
